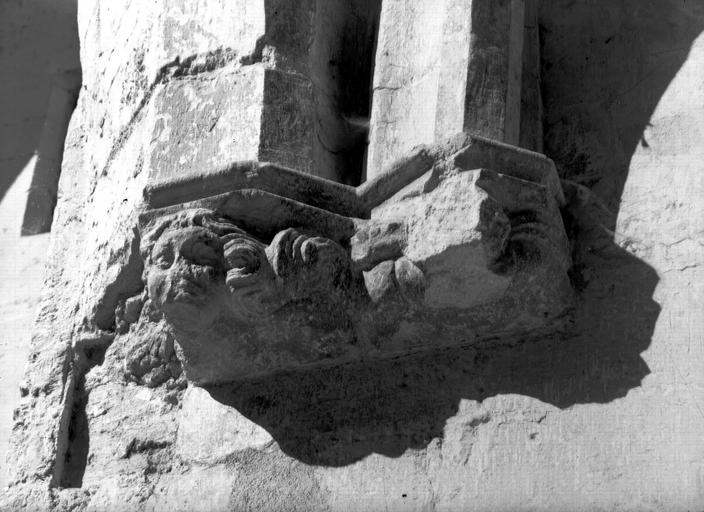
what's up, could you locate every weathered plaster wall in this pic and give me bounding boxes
[539,1,704,507]
[0,0,79,490]
[2,1,703,511]
[0,161,51,492]
[0,0,79,201]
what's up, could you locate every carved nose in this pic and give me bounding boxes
[170,259,213,287]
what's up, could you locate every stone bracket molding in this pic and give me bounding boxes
[138,133,573,385]
[143,132,565,215]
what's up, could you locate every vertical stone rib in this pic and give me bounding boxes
[505,0,526,145]
[367,0,527,179]
[435,0,471,141]
[519,0,543,152]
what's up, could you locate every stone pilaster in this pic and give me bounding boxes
[367,0,526,178]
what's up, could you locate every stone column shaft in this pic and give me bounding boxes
[367,0,526,178]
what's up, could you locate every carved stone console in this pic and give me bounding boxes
[139,133,573,385]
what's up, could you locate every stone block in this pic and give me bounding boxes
[144,466,237,512]
[147,66,265,188]
[137,135,572,385]
[144,0,380,187]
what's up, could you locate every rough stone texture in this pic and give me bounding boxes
[141,0,380,187]
[136,136,571,385]
[519,0,542,153]
[0,162,51,492]
[0,0,79,491]
[3,1,704,511]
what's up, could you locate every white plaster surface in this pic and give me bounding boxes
[0,160,50,491]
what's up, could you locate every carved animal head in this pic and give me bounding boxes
[141,209,356,332]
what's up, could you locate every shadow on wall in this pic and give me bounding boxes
[203,0,704,467]
[0,0,81,206]
[259,0,380,186]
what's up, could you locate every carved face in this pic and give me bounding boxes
[222,233,280,320]
[143,210,355,332]
[267,228,353,303]
[146,225,224,331]
[223,228,353,320]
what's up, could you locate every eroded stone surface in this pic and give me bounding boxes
[4,1,704,511]
[136,137,572,385]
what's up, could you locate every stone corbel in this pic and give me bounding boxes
[138,134,573,385]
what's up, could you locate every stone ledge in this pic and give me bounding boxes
[136,134,573,385]
[143,132,565,216]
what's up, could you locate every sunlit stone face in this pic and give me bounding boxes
[142,212,356,334]
[146,225,225,332]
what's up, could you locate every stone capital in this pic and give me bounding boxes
[138,134,573,385]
